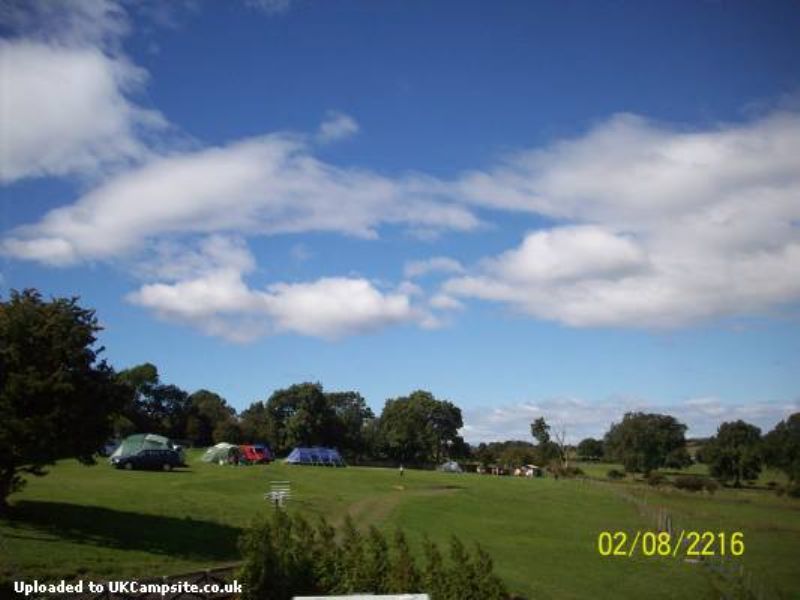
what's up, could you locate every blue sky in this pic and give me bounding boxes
[1,0,799,442]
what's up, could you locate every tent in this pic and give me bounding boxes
[285,447,345,467]
[438,460,463,473]
[202,442,240,464]
[110,433,174,460]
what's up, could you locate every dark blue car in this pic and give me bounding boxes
[111,448,183,471]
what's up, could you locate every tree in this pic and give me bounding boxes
[705,420,762,487]
[664,446,692,469]
[327,391,375,460]
[187,389,236,446]
[530,417,560,465]
[213,417,243,444]
[116,363,190,438]
[0,290,129,512]
[603,412,688,474]
[763,413,800,483]
[240,400,272,445]
[496,442,536,468]
[262,383,337,454]
[577,437,604,460]
[377,391,464,465]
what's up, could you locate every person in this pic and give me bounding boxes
[399,464,404,477]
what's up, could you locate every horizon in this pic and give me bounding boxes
[2,0,799,445]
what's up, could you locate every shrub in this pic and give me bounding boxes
[548,464,584,478]
[238,511,509,600]
[703,479,718,494]
[766,481,778,489]
[788,483,800,498]
[674,475,706,492]
[646,472,667,487]
[607,469,625,480]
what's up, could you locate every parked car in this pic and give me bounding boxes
[240,444,271,464]
[111,448,184,471]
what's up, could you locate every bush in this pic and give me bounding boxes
[673,475,717,493]
[607,469,625,480]
[646,472,667,486]
[548,464,584,478]
[238,511,509,600]
[788,483,800,498]
[766,481,778,489]
[674,475,706,492]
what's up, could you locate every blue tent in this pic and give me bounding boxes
[285,446,345,467]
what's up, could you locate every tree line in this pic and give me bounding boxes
[113,365,466,465]
[2,289,799,511]
[575,412,800,491]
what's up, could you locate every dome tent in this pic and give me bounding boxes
[285,447,345,467]
[110,433,175,460]
[438,460,463,473]
[202,442,240,464]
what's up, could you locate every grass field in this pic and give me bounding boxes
[1,452,798,599]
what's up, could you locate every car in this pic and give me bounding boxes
[240,444,271,464]
[111,448,184,471]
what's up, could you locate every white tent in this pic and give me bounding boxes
[202,442,239,464]
[438,460,463,473]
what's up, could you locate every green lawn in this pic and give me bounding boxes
[1,453,798,599]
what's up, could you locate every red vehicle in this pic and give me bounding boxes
[240,444,271,464]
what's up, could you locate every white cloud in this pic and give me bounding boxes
[461,396,800,444]
[127,238,429,342]
[0,0,129,49]
[0,1,166,183]
[446,111,800,328]
[2,135,479,265]
[3,12,800,343]
[404,256,464,279]
[429,293,464,311]
[317,111,359,143]
[262,278,418,339]
[0,41,164,182]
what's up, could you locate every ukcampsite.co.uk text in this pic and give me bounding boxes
[14,579,242,596]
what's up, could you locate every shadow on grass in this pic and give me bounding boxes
[5,501,241,562]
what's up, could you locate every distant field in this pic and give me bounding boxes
[1,452,798,599]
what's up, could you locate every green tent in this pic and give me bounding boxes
[110,433,173,460]
[202,442,239,464]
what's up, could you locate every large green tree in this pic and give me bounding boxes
[378,391,464,464]
[577,437,604,460]
[763,413,800,483]
[258,383,375,456]
[530,417,561,465]
[262,383,337,454]
[327,391,375,460]
[186,389,237,446]
[705,420,762,487]
[116,363,190,439]
[0,290,129,511]
[240,400,271,445]
[603,412,688,474]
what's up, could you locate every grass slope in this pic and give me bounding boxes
[1,453,797,599]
